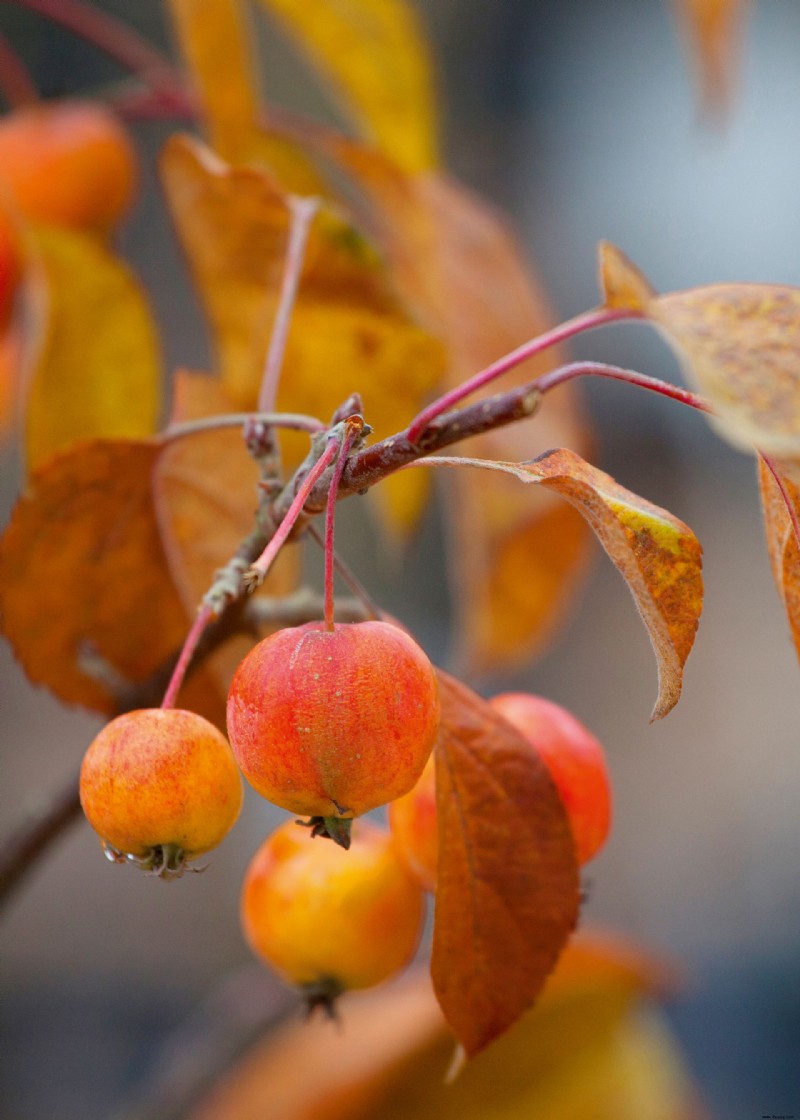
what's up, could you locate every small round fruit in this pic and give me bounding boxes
[79,708,243,875]
[0,100,136,234]
[226,620,441,828]
[241,819,425,1003]
[388,755,437,893]
[490,692,612,864]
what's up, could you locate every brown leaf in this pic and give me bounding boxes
[166,0,322,192]
[256,0,438,173]
[651,281,800,456]
[598,240,655,312]
[0,438,225,721]
[414,451,703,719]
[22,224,161,471]
[431,672,580,1058]
[160,134,444,534]
[757,455,800,665]
[673,0,749,116]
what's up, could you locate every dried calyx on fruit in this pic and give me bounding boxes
[226,619,441,848]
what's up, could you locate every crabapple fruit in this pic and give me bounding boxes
[226,620,440,843]
[79,707,243,876]
[241,818,425,1006]
[490,692,612,864]
[0,100,136,235]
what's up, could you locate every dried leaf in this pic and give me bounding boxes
[757,455,800,665]
[598,240,655,312]
[0,438,222,721]
[190,937,697,1120]
[651,282,800,456]
[166,0,322,192]
[257,0,438,173]
[414,451,703,719]
[22,224,161,471]
[160,134,444,533]
[673,0,749,116]
[431,672,580,1058]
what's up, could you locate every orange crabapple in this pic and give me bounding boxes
[240,818,426,1009]
[79,707,243,877]
[226,619,441,848]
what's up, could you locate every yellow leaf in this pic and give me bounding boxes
[257,0,438,173]
[598,241,655,313]
[22,225,161,471]
[652,282,800,456]
[167,0,322,193]
[757,454,800,666]
[411,450,703,719]
[160,134,444,535]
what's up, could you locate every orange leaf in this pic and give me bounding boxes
[651,281,800,456]
[166,0,321,192]
[757,455,800,665]
[673,0,749,116]
[256,0,438,173]
[413,451,703,719]
[598,240,655,313]
[22,224,161,471]
[431,672,580,1058]
[153,371,300,690]
[0,438,222,722]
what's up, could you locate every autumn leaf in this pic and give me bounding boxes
[160,133,444,535]
[651,282,800,457]
[188,937,696,1120]
[166,0,322,193]
[673,0,749,116]
[22,224,161,471]
[757,455,800,666]
[598,240,655,313]
[153,370,300,690]
[412,452,703,719]
[256,0,438,173]
[0,438,223,722]
[431,672,580,1058]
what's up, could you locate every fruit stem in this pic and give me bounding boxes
[307,524,383,621]
[0,33,39,108]
[535,360,712,411]
[247,436,339,585]
[161,602,215,710]
[405,305,639,445]
[10,0,184,105]
[257,195,320,414]
[324,418,363,631]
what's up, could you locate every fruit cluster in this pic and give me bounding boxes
[79,618,612,1006]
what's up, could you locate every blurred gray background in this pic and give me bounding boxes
[2,1,800,1117]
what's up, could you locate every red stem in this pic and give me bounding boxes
[0,33,39,108]
[9,0,185,102]
[161,603,215,710]
[323,422,361,630]
[405,306,639,444]
[250,438,339,580]
[257,195,320,414]
[760,453,800,553]
[535,361,712,412]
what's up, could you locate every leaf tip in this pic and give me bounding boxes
[597,241,656,312]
